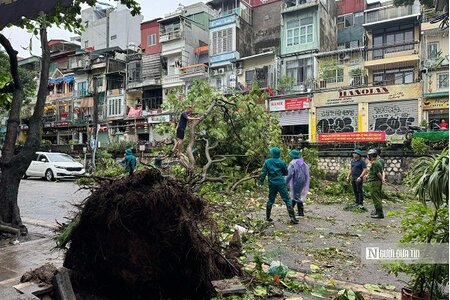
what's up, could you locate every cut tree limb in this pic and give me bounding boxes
[0,223,20,235]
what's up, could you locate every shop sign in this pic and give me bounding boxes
[314,83,422,106]
[148,115,170,124]
[318,132,386,143]
[269,97,310,112]
[423,98,449,110]
[55,121,72,127]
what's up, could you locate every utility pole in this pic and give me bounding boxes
[92,75,99,169]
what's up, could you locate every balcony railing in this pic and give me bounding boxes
[162,74,183,86]
[179,64,208,78]
[364,4,420,25]
[367,41,419,61]
[281,0,319,12]
[46,91,75,101]
[160,29,182,43]
[106,89,125,96]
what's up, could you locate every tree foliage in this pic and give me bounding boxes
[393,0,434,8]
[156,80,282,189]
[0,51,36,111]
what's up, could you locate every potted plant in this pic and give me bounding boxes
[388,148,449,300]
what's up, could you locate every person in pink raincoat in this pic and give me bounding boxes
[285,149,310,217]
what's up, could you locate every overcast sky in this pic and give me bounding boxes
[0,0,205,58]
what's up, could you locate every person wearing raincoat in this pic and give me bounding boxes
[285,149,310,217]
[122,148,137,176]
[259,147,299,224]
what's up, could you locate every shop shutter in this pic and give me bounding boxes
[368,100,418,140]
[276,110,309,126]
[316,105,358,133]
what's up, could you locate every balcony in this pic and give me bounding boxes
[106,89,125,96]
[209,7,252,28]
[365,41,420,67]
[421,9,446,31]
[281,0,319,13]
[363,3,420,27]
[160,29,182,43]
[179,64,209,79]
[46,91,75,102]
[162,74,183,87]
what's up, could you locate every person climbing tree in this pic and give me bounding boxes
[171,106,203,157]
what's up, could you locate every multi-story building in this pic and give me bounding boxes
[336,0,365,49]
[269,0,336,137]
[420,8,449,124]
[310,0,423,144]
[81,3,143,51]
[42,40,81,145]
[159,2,214,98]
[208,0,253,93]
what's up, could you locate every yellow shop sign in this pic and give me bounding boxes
[423,98,449,110]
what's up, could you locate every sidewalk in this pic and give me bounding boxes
[0,237,63,287]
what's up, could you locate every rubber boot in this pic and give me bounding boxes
[266,205,273,222]
[298,202,304,216]
[370,210,377,216]
[371,209,384,219]
[287,205,299,224]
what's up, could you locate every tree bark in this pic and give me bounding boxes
[0,20,50,230]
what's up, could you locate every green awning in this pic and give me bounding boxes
[424,92,449,98]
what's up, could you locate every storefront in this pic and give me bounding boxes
[268,97,310,135]
[423,93,449,126]
[311,83,422,143]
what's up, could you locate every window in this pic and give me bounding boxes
[84,41,88,48]
[127,62,141,82]
[95,76,103,91]
[354,12,364,26]
[287,17,313,46]
[337,14,354,29]
[438,73,449,89]
[77,82,87,96]
[148,34,157,46]
[111,35,117,40]
[211,28,233,56]
[107,97,123,116]
[286,58,313,87]
[427,42,439,60]
[245,70,254,85]
[68,82,74,92]
[373,68,414,85]
[372,24,414,59]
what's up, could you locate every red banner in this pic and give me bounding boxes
[269,97,310,111]
[318,132,387,142]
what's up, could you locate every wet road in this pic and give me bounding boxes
[17,178,90,233]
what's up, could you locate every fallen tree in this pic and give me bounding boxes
[156,81,282,193]
[61,169,240,299]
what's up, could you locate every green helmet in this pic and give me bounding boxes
[367,149,378,156]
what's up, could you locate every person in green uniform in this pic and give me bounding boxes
[122,148,137,176]
[365,149,385,219]
[259,147,299,224]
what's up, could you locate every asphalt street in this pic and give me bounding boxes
[17,178,90,234]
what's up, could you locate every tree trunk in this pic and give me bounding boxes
[0,20,50,231]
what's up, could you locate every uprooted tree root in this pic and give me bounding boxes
[64,169,240,299]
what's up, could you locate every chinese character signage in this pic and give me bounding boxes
[318,132,387,143]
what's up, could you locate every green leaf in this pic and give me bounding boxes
[363,284,382,292]
[383,284,396,291]
[253,286,267,296]
[309,264,321,272]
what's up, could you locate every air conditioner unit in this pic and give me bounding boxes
[218,68,225,74]
[236,68,243,75]
[212,69,219,76]
[235,62,243,69]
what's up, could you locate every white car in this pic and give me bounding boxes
[25,152,86,181]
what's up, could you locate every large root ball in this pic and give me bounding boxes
[64,169,236,299]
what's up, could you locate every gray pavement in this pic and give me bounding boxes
[17,179,90,233]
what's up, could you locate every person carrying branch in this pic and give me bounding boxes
[171,106,203,157]
[285,149,310,217]
[259,147,299,224]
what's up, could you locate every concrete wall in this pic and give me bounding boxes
[141,20,161,54]
[81,5,143,51]
[252,1,281,54]
[317,154,418,184]
[237,17,254,58]
[318,0,337,52]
